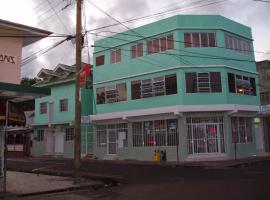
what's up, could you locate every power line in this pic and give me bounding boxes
[79,1,259,68]
[253,0,270,2]
[85,0,197,67]
[89,31,256,64]
[35,0,64,21]
[86,0,142,38]
[45,0,72,34]
[93,30,270,55]
[32,0,49,12]
[85,0,229,33]
[85,0,268,65]
[36,1,69,26]
[82,2,91,64]
[0,34,71,38]
[91,43,255,64]
[21,36,73,66]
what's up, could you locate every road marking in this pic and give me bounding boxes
[32,165,55,172]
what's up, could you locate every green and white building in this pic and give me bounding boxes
[31,64,93,158]
[90,15,265,161]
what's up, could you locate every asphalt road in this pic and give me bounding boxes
[6,158,270,200]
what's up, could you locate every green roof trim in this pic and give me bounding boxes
[0,82,51,102]
[0,82,50,95]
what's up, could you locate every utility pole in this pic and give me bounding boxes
[74,0,82,183]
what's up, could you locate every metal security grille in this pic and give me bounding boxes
[153,76,165,96]
[132,119,178,147]
[141,78,152,98]
[187,117,225,154]
[96,124,128,153]
[105,85,117,103]
[197,72,210,92]
[96,125,107,147]
[0,129,4,192]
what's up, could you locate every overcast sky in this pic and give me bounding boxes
[0,0,269,78]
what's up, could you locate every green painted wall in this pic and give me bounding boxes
[34,83,75,125]
[34,81,93,125]
[92,15,259,116]
[33,79,94,158]
[93,67,259,114]
[91,15,262,161]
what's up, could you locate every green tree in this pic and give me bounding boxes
[20,77,41,86]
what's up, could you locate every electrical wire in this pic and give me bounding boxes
[89,33,256,64]
[45,0,72,34]
[94,30,270,55]
[85,0,229,33]
[82,1,91,64]
[21,36,73,66]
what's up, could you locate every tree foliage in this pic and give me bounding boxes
[20,77,41,86]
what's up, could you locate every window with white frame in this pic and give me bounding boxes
[110,49,121,63]
[65,127,74,141]
[36,130,44,142]
[131,74,177,99]
[228,73,256,96]
[225,34,250,55]
[185,72,222,93]
[132,119,178,147]
[40,102,47,114]
[131,43,143,58]
[147,34,174,54]
[96,83,127,104]
[184,32,216,48]
[231,117,253,144]
[60,99,68,112]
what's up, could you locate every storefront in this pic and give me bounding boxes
[260,105,270,153]
[0,83,50,192]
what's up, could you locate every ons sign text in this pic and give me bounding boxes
[0,53,16,64]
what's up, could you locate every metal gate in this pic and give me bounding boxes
[0,128,4,192]
[187,118,225,154]
[107,130,117,155]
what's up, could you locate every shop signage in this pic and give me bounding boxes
[260,105,270,114]
[0,53,16,64]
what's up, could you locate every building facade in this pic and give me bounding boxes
[90,15,264,161]
[257,60,270,153]
[0,19,52,84]
[31,64,93,158]
[0,19,51,191]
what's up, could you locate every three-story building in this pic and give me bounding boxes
[90,15,263,161]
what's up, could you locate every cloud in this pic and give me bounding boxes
[1,0,270,77]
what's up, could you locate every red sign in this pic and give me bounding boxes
[79,65,92,88]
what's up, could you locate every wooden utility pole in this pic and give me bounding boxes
[74,0,82,183]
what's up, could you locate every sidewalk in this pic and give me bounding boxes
[82,155,270,168]
[1,171,103,198]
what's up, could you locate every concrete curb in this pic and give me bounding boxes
[7,168,127,184]
[0,178,104,198]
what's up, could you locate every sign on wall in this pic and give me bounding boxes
[0,53,16,65]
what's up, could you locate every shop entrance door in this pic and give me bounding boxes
[45,130,54,154]
[107,130,117,155]
[54,132,64,154]
[187,119,225,155]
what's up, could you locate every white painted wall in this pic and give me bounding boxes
[0,37,23,84]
